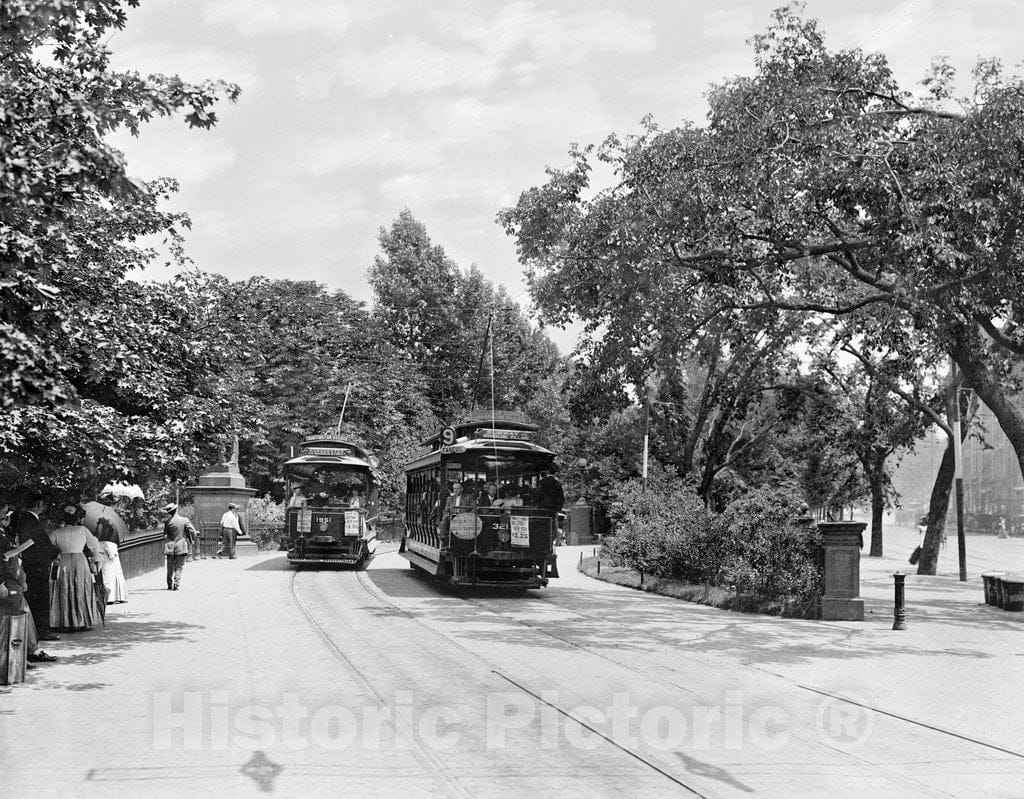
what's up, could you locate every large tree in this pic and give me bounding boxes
[222,277,438,509]
[0,1,240,496]
[369,210,562,423]
[501,4,1024,494]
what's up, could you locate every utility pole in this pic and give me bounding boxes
[949,358,967,582]
[642,376,659,492]
[642,393,650,492]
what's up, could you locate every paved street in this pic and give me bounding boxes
[2,524,1023,798]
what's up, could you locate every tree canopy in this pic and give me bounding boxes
[501,3,1024,502]
[1,0,242,494]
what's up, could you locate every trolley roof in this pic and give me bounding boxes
[405,435,555,471]
[418,411,539,448]
[284,435,377,474]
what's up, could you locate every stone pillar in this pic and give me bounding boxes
[186,460,256,556]
[568,498,593,545]
[819,521,866,621]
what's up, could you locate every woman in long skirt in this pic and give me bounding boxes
[84,501,129,603]
[49,504,102,631]
[95,539,128,603]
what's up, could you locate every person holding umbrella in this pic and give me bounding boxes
[82,499,129,604]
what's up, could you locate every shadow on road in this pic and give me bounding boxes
[245,556,293,571]
[360,567,450,599]
[350,571,1020,669]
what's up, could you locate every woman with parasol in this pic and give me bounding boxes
[84,497,129,604]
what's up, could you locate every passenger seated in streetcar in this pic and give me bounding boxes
[461,479,480,504]
[438,482,468,535]
[304,470,345,506]
[477,482,499,507]
[287,487,307,508]
[496,486,523,508]
[442,482,472,518]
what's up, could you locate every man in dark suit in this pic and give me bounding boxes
[536,467,565,517]
[14,491,59,641]
[162,503,197,591]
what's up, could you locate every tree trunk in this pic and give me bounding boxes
[918,438,954,575]
[950,330,1024,484]
[869,468,885,557]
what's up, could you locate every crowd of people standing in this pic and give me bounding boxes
[1,491,131,671]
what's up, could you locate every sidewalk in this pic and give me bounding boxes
[574,517,1024,758]
[2,524,1021,797]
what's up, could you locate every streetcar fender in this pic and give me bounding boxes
[400,547,441,575]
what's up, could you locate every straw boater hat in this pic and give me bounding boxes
[162,503,178,514]
[227,502,238,509]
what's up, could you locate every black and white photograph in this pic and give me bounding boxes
[2,1,1024,796]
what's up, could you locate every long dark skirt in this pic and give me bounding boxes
[49,553,100,630]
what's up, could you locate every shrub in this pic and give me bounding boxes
[605,469,710,582]
[713,487,823,602]
[246,494,285,550]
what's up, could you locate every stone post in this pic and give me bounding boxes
[568,498,593,545]
[186,457,256,557]
[819,521,866,621]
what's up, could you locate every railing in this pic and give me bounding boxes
[196,523,222,558]
[118,529,166,579]
[374,517,406,543]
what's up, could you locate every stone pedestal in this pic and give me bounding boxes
[819,521,866,621]
[186,462,257,557]
[568,499,594,545]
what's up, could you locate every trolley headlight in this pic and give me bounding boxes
[497,528,510,543]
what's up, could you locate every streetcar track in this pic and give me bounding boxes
[290,570,474,799]
[371,564,1012,797]
[452,592,962,799]
[520,588,1024,764]
[353,569,713,799]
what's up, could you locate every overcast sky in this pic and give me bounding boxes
[106,0,1023,352]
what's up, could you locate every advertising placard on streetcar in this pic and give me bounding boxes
[344,511,359,536]
[510,516,530,547]
[450,513,482,540]
[297,509,312,534]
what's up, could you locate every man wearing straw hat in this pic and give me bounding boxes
[161,504,197,591]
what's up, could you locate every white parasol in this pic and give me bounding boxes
[99,481,145,500]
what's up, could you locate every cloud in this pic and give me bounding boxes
[107,121,238,184]
[335,37,502,96]
[298,129,446,176]
[201,0,393,37]
[332,3,658,98]
[443,1,658,63]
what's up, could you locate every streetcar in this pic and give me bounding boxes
[282,435,379,567]
[399,412,560,588]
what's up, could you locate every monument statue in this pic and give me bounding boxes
[222,434,240,468]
